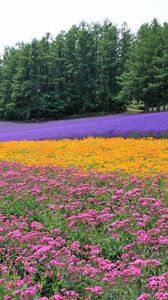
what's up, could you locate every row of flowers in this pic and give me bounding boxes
[0,137,168,175]
[0,162,167,299]
[0,112,168,141]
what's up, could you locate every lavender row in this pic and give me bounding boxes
[0,112,168,141]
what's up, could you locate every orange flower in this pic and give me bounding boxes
[0,137,167,176]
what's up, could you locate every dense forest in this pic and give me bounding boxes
[0,18,168,121]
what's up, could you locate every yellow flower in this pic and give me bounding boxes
[0,137,167,176]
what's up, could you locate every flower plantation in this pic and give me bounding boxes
[0,162,168,300]
[0,123,168,299]
[0,138,168,176]
[0,112,168,141]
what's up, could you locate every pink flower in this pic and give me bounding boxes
[136,293,150,300]
[154,292,168,300]
[25,266,37,273]
[115,189,124,195]
[0,236,5,242]
[7,230,23,241]
[158,236,168,245]
[52,295,66,300]
[122,266,141,278]
[21,288,36,296]
[86,286,103,295]
[33,246,51,258]
[147,274,168,291]
[70,241,81,252]
[30,222,44,230]
[16,279,25,287]
[111,233,120,239]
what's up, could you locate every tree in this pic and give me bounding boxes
[96,20,120,112]
[118,19,164,111]
[118,22,133,75]
[0,19,166,121]
[75,22,97,113]
[64,25,79,115]
[49,31,70,117]
[153,22,168,111]
[0,47,20,119]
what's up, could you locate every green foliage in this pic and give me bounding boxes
[0,19,167,121]
[118,19,168,111]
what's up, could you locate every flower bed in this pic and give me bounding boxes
[0,162,167,299]
[0,112,168,141]
[0,137,168,176]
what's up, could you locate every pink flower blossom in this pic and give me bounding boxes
[86,286,103,295]
[136,293,150,300]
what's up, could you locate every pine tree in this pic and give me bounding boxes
[118,19,164,111]
[49,31,69,117]
[0,47,19,119]
[96,20,119,112]
[75,22,97,114]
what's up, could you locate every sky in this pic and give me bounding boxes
[0,0,168,54]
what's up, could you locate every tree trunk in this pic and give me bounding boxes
[157,105,160,112]
[144,103,149,112]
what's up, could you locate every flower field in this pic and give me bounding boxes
[0,114,168,300]
[0,112,168,141]
[0,138,168,176]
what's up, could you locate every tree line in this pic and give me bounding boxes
[0,19,167,121]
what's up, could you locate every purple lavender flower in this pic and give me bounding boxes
[0,112,167,141]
